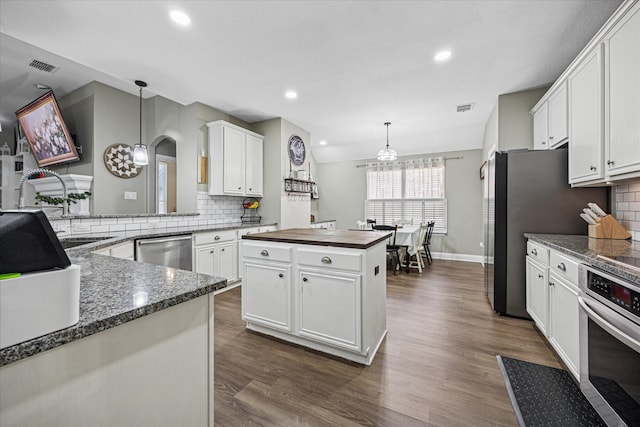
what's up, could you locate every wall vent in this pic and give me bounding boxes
[456,103,474,113]
[28,59,59,73]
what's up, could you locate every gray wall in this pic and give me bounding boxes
[315,149,484,258]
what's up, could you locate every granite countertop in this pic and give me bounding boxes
[525,234,640,286]
[0,222,277,367]
[242,228,390,249]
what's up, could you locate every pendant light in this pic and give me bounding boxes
[377,122,397,161]
[132,80,149,166]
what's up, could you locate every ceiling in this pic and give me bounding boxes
[0,0,623,163]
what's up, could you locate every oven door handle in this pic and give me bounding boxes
[578,296,640,353]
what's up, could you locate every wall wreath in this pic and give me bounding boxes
[103,144,143,178]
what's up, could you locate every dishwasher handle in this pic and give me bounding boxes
[136,235,192,245]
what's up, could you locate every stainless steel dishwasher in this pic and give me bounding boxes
[135,234,193,271]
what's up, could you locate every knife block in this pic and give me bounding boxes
[588,215,631,240]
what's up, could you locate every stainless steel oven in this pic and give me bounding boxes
[578,264,640,426]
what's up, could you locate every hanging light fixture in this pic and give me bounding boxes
[377,122,397,161]
[132,80,149,166]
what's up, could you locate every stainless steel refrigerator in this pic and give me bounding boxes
[483,147,608,318]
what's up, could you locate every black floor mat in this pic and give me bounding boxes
[497,356,605,427]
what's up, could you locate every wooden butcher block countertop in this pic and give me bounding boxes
[241,228,390,250]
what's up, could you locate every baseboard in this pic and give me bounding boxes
[431,252,483,264]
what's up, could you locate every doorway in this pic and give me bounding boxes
[156,154,176,214]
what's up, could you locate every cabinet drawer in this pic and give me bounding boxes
[297,248,362,272]
[527,241,549,265]
[242,242,292,263]
[194,230,236,246]
[549,250,579,285]
[238,225,277,238]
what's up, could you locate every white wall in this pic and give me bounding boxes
[315,149,484,258]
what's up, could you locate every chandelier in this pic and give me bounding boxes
[377,122,397,161]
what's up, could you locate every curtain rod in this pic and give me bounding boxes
[354,156,464,168]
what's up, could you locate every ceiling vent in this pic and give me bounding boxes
[28,59,59,73]
[456,103,474,113]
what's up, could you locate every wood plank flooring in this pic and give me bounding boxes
[214,260,563,426]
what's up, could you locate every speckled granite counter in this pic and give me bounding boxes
[524,234,640,286]
[0,222,276,367]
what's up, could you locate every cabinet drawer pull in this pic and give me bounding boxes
[557,262,566,272]
[321,256,332,264]
[541,141,546,145]
[607,160,614,166]
[549,281,555,287]
[214,235,221,241]
[302,277,308,282]
[549,136,554,140]
[590,165,597,171]
[260,250,269,256]
[278,273,283,278]
[531,249,538,256]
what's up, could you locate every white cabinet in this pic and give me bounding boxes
[526,256,548,335]
[297,269,361,352]
[605,4,640,177]
[193,230,238,282]
[240,238,387,365]
[0,153,37,209]
[525,239,581,380]
[531,82,568,150]
[207,120,264,197]
[532,103,549,150]
[92,240,134,260]
[548,82,568,148]
[568,46,604,184]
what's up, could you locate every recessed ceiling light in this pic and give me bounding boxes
[434,50,452,62]
[285,90,298,100]
[319,140,327,146]
[169,10,191,26]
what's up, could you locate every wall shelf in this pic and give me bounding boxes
[284,178,314,194]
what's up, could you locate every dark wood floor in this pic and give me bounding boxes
[214,260,562,426]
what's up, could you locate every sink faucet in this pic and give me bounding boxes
[18,168,68,216]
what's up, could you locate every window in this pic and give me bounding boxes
[365,158,447,233]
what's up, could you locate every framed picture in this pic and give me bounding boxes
[15,91,79,168]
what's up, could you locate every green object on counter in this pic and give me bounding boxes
[0,273,21,280]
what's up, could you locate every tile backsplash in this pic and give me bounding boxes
[614,181,640,241]
[49,192,246,236]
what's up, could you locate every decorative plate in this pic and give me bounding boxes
[288,134,306,167]
[103,144,143,178]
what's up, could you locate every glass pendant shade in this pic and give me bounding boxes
[377,122,397,161]
[133,143,149,165]
[132,80,149,166]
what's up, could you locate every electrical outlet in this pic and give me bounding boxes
[124,191,137,200]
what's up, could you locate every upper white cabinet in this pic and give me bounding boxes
[531,82,568,150]
[207,120,264,197]
[605,4,640,177]
[568,47,604,184]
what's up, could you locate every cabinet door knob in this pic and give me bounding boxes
[249,188,252,191]
[557,262,566,272]
[279,273,283,278]
[302,277,308,282]
[607,160,614,166]
[590,165,597,171]
[238,187,242,190]
[215,235,221,240]
[221,248,225,252]
[210,250,214,254]
[531,249,538,255]
[542,141,546,145]
[260,250,269,256]
[321,256,332,264]
[538,274,543,279]
[549,136,554,140]
[549,281,555,287]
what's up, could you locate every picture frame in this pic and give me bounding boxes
[15,91,79,168]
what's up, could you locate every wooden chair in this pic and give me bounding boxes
[366,219,377,229]
[372,224,401,275]
[419,221,435,265]
[406,223,429,273]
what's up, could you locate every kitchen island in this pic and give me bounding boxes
[240,228,390,365]
[0,243,225,426]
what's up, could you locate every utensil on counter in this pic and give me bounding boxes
[580,213,598,225]
[583,208,600,221]
[588,203,607,217]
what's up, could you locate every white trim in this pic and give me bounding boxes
[431,252,483,264]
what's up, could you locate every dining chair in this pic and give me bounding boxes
[420,221,435,265]
[366,219,377,229]
[372,224,400,275]
[406,223,429,273]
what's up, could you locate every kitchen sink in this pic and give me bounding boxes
[60,236,114,249]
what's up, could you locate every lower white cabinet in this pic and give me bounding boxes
[240,239,387,365]
[309,221,336,230]
[526,256,548,335]
[193,230,238,282]
[92,240,134,260]
[297,269,361,352]
[525,239,581,380]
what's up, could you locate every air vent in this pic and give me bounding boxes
[456,103,474,113]
[28,59,59,73]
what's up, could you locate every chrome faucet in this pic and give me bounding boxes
[18,168,68,216]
